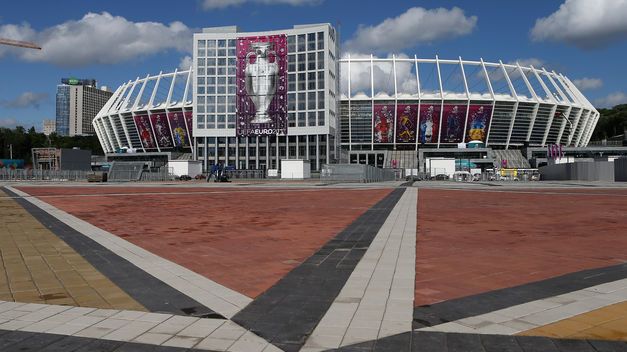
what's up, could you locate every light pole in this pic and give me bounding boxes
[9,144,12,159]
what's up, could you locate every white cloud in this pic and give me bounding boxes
[572,77,603,91]
[0,118,18,128]
[345,7,477,53]
[0,12,192,67]
[510,58,546,68]
[1,92,48,109]
[202,0,321,9]
[178,55,192,70]
[531,0,627,49]
[593,92,627,108]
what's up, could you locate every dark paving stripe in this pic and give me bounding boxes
[0,330,209,352]
[332,331,627,352]
[2,187,224,319]
[233,188,406,352]
[413,262,627,328]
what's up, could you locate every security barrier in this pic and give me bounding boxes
[320,164,396,183]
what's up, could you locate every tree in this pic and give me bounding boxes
[591,104,627,141]
[0,126,103,164]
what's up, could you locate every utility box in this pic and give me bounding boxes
[168,160,202,177]
[281,159,311,179]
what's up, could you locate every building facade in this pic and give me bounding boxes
[92,70,194,154]
[339,56,598,166]
[192,24,340,171]
[56,79,112,136]
[55,85,70,136]
[42,119,56,136]
[93,24,600,172]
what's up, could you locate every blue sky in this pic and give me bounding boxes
[1,0,626,130]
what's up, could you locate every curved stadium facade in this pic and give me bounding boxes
[94,24,598,172]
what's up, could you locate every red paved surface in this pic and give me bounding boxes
[19,186,391,298]
[415,189,627,307]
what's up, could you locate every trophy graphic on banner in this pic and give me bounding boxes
[245,42,278,124]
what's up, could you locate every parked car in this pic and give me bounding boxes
[178,175,192,181]
[433,174,449,181]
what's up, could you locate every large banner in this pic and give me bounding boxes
[167,111,190,148]
[236,34,288,136]
[149,113,173,149]
[373,104,394,143]
[134,115,155,149]
[396,104,417,143]
[418,104,441,144]
[466,104,493,142]
[440,104,467,143]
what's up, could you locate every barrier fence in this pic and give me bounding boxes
[0,169,89,181]
[320,164,397,183]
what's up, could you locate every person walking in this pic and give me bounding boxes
[206,163,219,182]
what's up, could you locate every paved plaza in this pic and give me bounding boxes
[0,180,626,351]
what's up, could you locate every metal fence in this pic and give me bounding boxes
[320,164,397,183]
[107,161,146,182]
[0,169,89,181]
[140,168,176,182]
[224,170,266,179]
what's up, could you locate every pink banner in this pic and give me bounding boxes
[236,34,288,136]
[373,104,394,143]
[419,104,440,144]
[396,104,418,143]
[440,104,467,143]
[134,114,155,149]
[149,113,173,148]
[466,104,493,142]
[167,111,190,148]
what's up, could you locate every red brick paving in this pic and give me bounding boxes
[18,186,391,298]
[415,188,627,307]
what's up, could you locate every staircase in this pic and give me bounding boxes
[491,149,531,169]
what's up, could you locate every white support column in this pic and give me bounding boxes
[107,83,128,149]
[255,136,259,169]
[415,55,421,152]
[435,55,444,148]
[183,69,195,150]
[165,70,178,147]
[480,59,497,147]
[370,54,374,151]
[118,79,140,148]
[568,108,584,146]
[499,62,519,149]
[517,65,541,142]
[575,110,591,147]
[147,72,163,153]
[530,66,557,147]
[542,69,569,145]
[459,57,471,144]
[316,135,320,171]
[392,55,398,150]
[556,106,572,145]
[245,137,250,169]
[93,119,108,153]
[129,76,149,153]
[347,54,352,151]
[130,111,147,153]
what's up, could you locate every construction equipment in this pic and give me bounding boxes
[0,38,41,50]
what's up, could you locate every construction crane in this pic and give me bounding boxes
[0,38,41,50]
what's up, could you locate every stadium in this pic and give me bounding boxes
[93,24,600,174]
